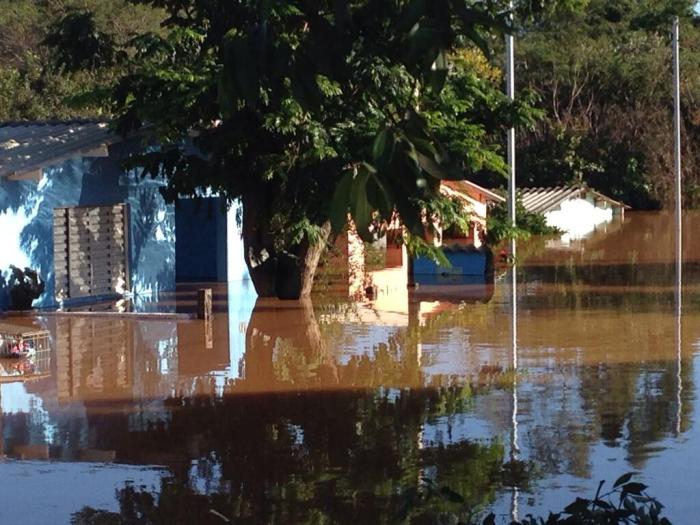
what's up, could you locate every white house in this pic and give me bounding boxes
[520,186,629,241]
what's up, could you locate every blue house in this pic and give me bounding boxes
[0,120,247,311]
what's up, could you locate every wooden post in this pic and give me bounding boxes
[197,288,212,321]
[406,252,415,288]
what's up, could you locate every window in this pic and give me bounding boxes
[53,204,130,300]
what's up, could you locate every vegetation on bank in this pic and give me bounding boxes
[3,0,697,213]
[0,0,163,119]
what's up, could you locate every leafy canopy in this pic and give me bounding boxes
[48,0,550,259]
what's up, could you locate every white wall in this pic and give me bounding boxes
[545,198,613,241]
[0,207,35,271]
[226,200,250,282]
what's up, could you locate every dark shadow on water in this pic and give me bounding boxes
[65,388,506,525]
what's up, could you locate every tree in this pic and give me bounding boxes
[0,0,163,120]
[48,0,547,298]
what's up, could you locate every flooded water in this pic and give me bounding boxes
[1,211,699,524]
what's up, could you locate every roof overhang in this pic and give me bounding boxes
[441,180,506,203]
[0,121,118,181]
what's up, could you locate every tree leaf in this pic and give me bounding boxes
[415,151,446,178]
[372,127,391,163]
[428,48,448,93]
[349,166,372,238]
[622,482,648,495]
[407,21,442,63]
[563,498,590,515]
[481,512,496,525]
[613,472,634,488]
[366,171,393,220]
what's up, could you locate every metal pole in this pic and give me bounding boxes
[673,17,681,275]
[510,262,519,523]
[506,1,516,230]
[506,4,519,519]
[672,15,683,435]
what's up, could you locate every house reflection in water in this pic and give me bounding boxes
[52,313,249,405]
[0,283,501,459]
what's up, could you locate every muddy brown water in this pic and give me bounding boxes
[1,211,699,524]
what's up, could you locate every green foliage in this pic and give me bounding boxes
[401,473,672,525]
[44,11,118,72]
[7,265,44,310]
[510,0,700,210]
[484,196,561,245]
[0,0,163,120]
[509,473,672,525]
[43,0,545,285]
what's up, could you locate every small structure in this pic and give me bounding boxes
[520,186,629,240]
[440,180,504,248]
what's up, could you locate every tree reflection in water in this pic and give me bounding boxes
[67,298,510,524]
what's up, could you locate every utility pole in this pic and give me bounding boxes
[506,1,516,231]
[672,15,683,436]
[506,5,519,523]
[673,16,682,273]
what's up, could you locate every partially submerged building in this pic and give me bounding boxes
[520,186,629,240]
[336,178,502,299]
[0,120,248,311]
[440,179,505,248]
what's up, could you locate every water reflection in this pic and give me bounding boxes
[1,213,700,523]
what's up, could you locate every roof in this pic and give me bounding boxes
[0,120,118,180]
[520,186,630,214]
[441,180,505,203]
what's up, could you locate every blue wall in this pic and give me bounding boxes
[0,140,175,310]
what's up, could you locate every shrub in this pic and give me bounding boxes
[7,265,45,310]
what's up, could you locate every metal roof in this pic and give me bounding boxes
[0,120,118,180]
[520,186,629,214]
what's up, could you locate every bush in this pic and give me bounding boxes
[7,265,45,310]
[402,473,672,525]
[484,198,561,245]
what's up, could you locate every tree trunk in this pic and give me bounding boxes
[276,221,331,299]
[298,221,331,298]
[242,191,331,299]
[242,192,277,297]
